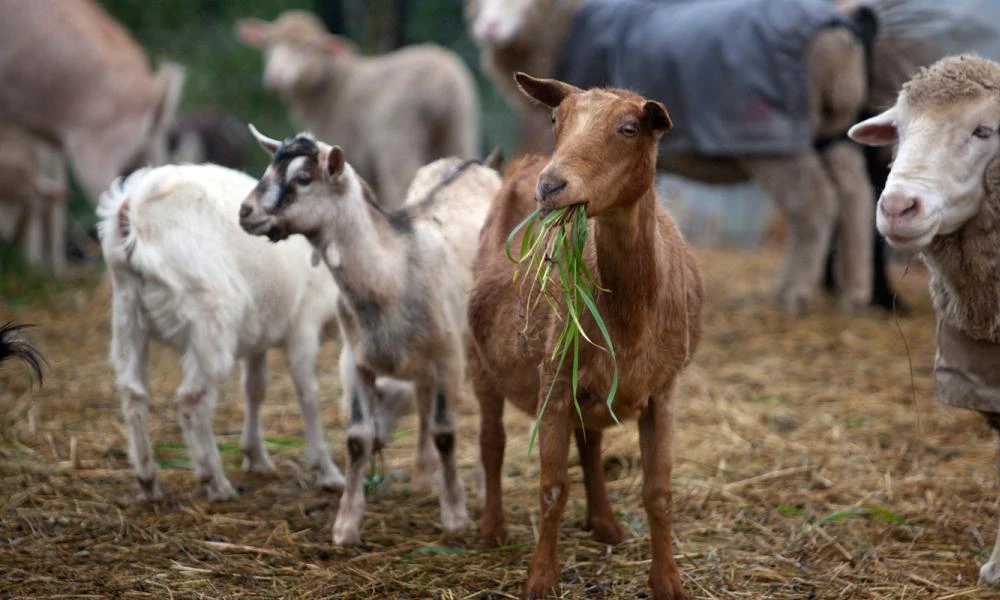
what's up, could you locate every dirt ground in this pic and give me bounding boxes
[1,248,998,599]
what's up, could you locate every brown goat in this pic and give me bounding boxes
[468,74,703,599]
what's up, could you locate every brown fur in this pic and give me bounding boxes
[468,76,703,599]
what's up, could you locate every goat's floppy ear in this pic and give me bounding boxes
[248,124,281,156]
[326,145,346,178]
[514,72,582,108]
[643,100,672,133]
[236,18,271,47]
[848,106,898,147]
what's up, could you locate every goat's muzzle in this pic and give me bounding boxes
[536,174,567,207]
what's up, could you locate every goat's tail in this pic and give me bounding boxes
[96,167,156,266]
[0,322,46,385]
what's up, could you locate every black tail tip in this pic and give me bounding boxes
[0,322,47,386]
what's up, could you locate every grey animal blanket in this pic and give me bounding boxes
[935,319,1000,414]
[556,0,847,156]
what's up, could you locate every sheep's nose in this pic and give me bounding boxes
[879,192,920,220]
[239,204,253,220]
[536,176,567,203]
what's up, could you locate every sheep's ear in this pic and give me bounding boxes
[248,124,281,156]
[236,18,271,47]
[514,72,582,108]
[643,100,672,133]
[326,145,346,178]
[848,107,898,147]
[321,34,352,56]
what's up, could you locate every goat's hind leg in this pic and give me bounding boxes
[576,428,625,545]
[111,281,159,501]
[474,356,508,547]
[240,353,275,474]
[333,365,377,546]
[638,387,688,600]
[176,353,235,501]
[423,380,469,532]
[979,412,1000,585]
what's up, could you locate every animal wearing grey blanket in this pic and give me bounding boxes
[557,0,847,156]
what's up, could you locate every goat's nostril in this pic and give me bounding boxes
[239,204,253,220]
[537,178,567,201]
[880,195,921,219]
[900,198,919,218]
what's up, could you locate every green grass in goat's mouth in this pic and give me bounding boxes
[505,204,620,453]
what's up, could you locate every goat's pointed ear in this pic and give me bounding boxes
[248,124,281,157]
[236,18,271,48]
[514,72,582,108]
[848,106,898,147]
[643,100,672,133]
[326,145,346,178]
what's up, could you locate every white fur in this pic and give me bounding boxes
[98,163,345,501]
[850,94,1000,253]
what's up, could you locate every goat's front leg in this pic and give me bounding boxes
[525,380,572,599]
[240,353,275,474]
[412,387,437,494]
[285,330,344,491]
[176,354,235,501]
[421,378,469,532]
[333,364,376,546]
[638,390,687,600]
[575,428,625,545]
[111,284,158,501]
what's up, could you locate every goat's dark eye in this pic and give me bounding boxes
[296,172,313,185]
[619,123,639,137]
[551,112,557,125]
[973,125,994,139]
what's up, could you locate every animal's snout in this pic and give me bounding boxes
[536,176,567,204]
[879,191,921,222]
[239,203,254,220]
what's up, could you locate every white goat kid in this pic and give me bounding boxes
[239,127,499,545]
[98,163,344,501]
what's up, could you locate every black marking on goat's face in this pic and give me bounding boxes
[349,388,364,425]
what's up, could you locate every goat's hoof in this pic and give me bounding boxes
[650,574,689,600]
[523,577,559,599]
[440,507,470,532]
[332,523,361,547]
[980,560,1000,585]
[315,468,346,493]
[205,479,238,502]
[241,449,276,474]
[777,289,809,317]
[479,523,509,548]
[135,475,162,503]
[409,474,434,495]
[838,294,870,315]
[588,516,626,545]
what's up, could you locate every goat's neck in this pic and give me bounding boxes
[312,195,408,308]
[592,189,661,313]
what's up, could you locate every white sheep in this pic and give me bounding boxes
[239,127,500,546]
[465,0,876,315]
[235,10,481,209]
[97,163,345,501]
[849,54,1000,585]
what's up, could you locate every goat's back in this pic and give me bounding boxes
[402,157,501,275]
[98,164,336,351]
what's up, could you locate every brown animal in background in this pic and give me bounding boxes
[236,10,480,209]
[0,0,184,202]
[468,74,703,599]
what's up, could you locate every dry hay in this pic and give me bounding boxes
[1,248,998,599]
